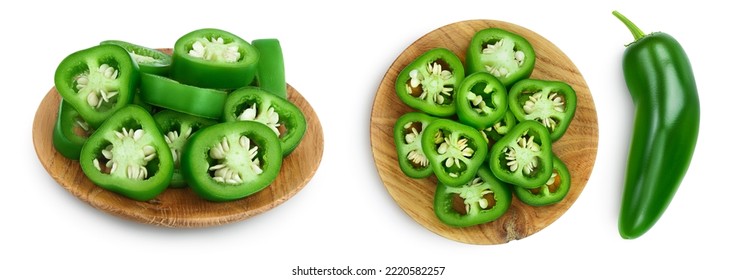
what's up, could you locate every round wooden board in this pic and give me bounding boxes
[370,20,598,244]
[33,82,323,228]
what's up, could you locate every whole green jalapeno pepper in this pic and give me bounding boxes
[434,165,512,227]
[395,48,465,117]
[613,11,700,239]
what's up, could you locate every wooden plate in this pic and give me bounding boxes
[370,20,598,244]
[33,67,323,227]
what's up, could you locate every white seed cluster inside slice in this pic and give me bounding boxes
[503,131,541,176]
[188,37,241,63]
[434,130,476,178]
[406,61,455,105]
[74,64,120,110]
[522,91,567,131]
[446,176,495,215]
[92,127,156,180]
[208,136,263,185]
[237,103,281,136]
[480,38,526,78]
[403,121,428,168]
[163,126,193,167]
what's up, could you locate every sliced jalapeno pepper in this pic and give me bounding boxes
[139,72,227,120]
[435,165,512,227]
[53,100,94,160]
[466,28,536,87]
[171,28,259,89]
[393,112,436,179]
[79,105,174,201]
[455,72,507,129]
[181,121,282,202]
[153,110,217,188]
[54,44,137,127]
[489,120,553,188]
[223,87,306,155]
[252,38,287,99]
[508,79,577,141]
[395,48,464,117]
[100,40,172,76]
[513,156,570,206]
[421,119,488,187]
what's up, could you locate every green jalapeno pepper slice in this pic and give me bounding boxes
[181,121,282,202]
[466,28,536,87]
[153,110,217,188]
[54,44,137,128]
[481,110,518,143]
[79,105,174,201]
[171,28,259,89]
[421,119,488,187]
[53,100,94,160]
[223,87,306,156]
[434,165,512,227]
[395,48,464,117]
[489,120,553,188]
[393,112,436,179]
[508,79,577,141]
[100,40,172,76]
[513,156,570,206]
[139,72,227,120]
[252,38,287,99]
[455,72,508,129]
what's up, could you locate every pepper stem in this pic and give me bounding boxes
[612,11,645,41]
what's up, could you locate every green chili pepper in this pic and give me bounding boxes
[171,28,259,89]
[139,72,228,120]
[513,156,570,206]
[434,165,512,227]
[613,11,700,239]
[466,28,536,87]
[100,40,172,76]
[421,119,488,187]
[153,110,217,188]
[481,110,518,143]
[223,87,307,156]
[54,44,137,127]
[252,38,287,99]
[393,112,437,179]
[395,48,465,117]
[53,100,94,160]
[79,105,174,201]
[455,72,508,129]
[508,79,577,141]
[489,120,553,188]
[181,121,283,202]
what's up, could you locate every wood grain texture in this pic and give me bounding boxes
[370,20,598,244]
[33,81,323,228]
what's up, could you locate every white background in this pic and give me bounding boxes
[3,0,734,279]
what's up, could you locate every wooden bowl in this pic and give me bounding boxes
[370,20,598,244]
[33,65,323,227]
